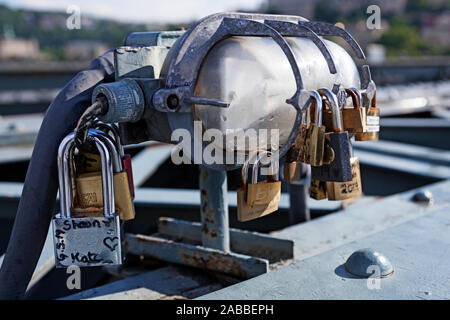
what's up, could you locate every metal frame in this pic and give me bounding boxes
[125,166,295,279]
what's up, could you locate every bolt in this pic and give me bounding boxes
[166,94,179,110]
[412,190,434,205]
[344,248,394,278]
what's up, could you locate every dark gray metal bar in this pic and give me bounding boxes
[199,167,230,252]
[158,217,294,261]
[125,233,268,279]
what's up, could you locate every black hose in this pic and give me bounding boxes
[0,49,115,299]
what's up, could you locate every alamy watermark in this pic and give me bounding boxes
[170,121,280,172]
[66,265,81,290]
[366,5,381,30]
[366,265,381,290]
[66,5,81,30]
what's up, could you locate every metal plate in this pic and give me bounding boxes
[52,215,122,268]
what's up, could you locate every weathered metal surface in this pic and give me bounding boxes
[264,20,337,74]
[272,179,450,261]
[356,149,450,180]
[354,140,450,167]
[157,217,294,261]
[379,118,450,150]
[298,20,365,60]
[125,233,269,279]
[0,114,42,147]
[199,181,450,299]
[62,265,221,300]
[199,167,230,251]
[124,31,184,47]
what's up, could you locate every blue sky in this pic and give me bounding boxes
[1,0,265,23]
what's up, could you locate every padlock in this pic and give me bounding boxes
[342,88,366,133]
[247,152,281,206]
[76,129,136,221]
[94,122,135,198]
[355,92,379,141]
[326,157,362,200]
[237,152,280,222]
[301,90,326,166]
[284,91,318,182]
[310,179,327,200]
[52,132,122,268]
[284,108,310,165]
[311,88,353,182]
[283,160,301,183]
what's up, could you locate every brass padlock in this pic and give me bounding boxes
[285,109,310,163]
[75,130,135,221]
[283,160,301,183]
[343,88,366,134]
[284,91,319,182]
[247,152,281,206]
[311,88,353,182]
[310,179,327,200]
[301,90,326,166]
[237,152,280,222]
[326,157,363,200]
[355,92,379,141]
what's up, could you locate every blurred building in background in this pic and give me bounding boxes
[421,12,450,47]
[64,40,109,61]
[0,38,40,60]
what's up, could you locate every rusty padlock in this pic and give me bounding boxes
[310,179,327,200]
[326,157,363,200]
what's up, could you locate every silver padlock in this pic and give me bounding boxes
[52,132,122,268]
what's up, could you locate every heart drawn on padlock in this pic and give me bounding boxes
[103,236,119,252]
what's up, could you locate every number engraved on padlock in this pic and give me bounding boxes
[326,157,362,201]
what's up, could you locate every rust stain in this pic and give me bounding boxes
[179,251,249,279]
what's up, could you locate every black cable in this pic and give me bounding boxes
[74,96,108,152]
[0,49,115,300]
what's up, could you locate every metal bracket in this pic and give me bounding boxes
[298,21,365,60]
[264,20,337,75]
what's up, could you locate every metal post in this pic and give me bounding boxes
[199,166,230,252]
[288,163,311,224]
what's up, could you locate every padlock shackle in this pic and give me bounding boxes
[371,91,377,109]
[251,151,279,185]
[89,129,123,173]
[309,90,322,126]
[318,88,343,132]
[93,121,125,157]
[241,151,259,187]
[349,87,362,108]
[58,134,115,219]
[345,88,361,110]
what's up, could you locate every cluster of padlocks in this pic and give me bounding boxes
[237,87,379,222]
[52,123,135,268]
